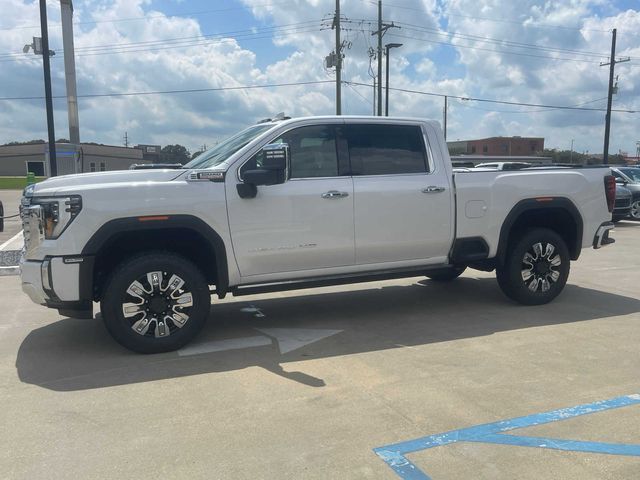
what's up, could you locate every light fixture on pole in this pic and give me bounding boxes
[24,1,58,177]
[384,43,402,117]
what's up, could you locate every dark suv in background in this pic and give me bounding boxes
[611,167,640,221]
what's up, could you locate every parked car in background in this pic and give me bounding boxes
[613,184,632,222]
[129,163,183,170]
[611,167,640,220]
[474,162,532,171]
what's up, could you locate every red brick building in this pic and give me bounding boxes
[464,137,544,156]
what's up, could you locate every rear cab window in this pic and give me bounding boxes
[344,124,429,176]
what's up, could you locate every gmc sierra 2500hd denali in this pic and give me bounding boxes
[20,116,617,353]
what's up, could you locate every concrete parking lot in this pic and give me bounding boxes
[0,189,22,246]
[1,221,639,479]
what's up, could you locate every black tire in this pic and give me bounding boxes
[630,200,640,221]
[101,252,211,354]
[426,266,466,282]
[496,228,570,305]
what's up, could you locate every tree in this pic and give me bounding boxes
[2,139,45,146]
[190,150,203,160]
[160,144,191,164]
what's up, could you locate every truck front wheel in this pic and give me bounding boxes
[496,228,570,305]
[101,252,211,353]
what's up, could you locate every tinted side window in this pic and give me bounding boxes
[240,125,338,179]
[345,124,428,175]
[284,125,338,178]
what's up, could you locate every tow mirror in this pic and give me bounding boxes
[237,143,289,199]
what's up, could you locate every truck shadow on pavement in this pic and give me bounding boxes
[15,277,640,392]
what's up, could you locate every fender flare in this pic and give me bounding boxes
[497,197,584,265]
[81,215,229,297]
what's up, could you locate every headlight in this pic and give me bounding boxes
[30,195,82,239]
[23,184,36,197]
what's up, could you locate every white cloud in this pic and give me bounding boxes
[0,0,638,156]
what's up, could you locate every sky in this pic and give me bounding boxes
[0,0,638,156]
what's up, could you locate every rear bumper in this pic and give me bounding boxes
[593,222,615,249]
[20,255,94,318]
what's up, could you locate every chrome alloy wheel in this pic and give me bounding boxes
[122,271,194,338]
[631,200,640,220]
[521,242,562,293]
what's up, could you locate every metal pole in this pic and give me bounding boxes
[570,139,574,163]
[40,0,58,177]
[377,0,382,116]
[373,77,376,116]
[603,28,616,166]
[335,0,341,115]
[385,45,389,116]
[39,0,57,176]
[60,0,80,145]
[443,96,448,140]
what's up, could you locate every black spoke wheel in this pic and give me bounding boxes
[630,200,640,220]
[101,252,211,353]
[496,228,570,305]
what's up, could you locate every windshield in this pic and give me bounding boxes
[619,168,640,183]
[183,124,274,169]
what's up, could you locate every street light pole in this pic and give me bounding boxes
[384,43,402,117]
[570,139,574,163]
[39,0,57,176]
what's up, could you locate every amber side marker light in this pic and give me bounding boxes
[535,197,554,202]
[138,215,170,222]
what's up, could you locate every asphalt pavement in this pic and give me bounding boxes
[1,221,639,479]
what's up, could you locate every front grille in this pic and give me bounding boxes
[615,198,631,208]
[21,201,44,256]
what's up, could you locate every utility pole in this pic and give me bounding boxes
[39,0,57,176]
[372,1,398,116]
[334,0,341,115]
[377,1,382,116]
[373,77,376,116]
[600,28,630,165]
[384,43,402,116]
[60,0,80,146]
[443,96,448,141]
[570,139,574,163]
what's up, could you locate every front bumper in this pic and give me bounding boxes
[20,255,95,318]
[593,222,615,249]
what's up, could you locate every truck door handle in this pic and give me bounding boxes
[321,190,349,199]
[422,186,446,194]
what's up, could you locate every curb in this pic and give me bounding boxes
[0,265,19,276]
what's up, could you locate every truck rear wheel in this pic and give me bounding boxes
[101,252,211,354]
[496,228,570,305]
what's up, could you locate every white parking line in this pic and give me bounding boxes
[177,335,272,356]
[0,231,23,251]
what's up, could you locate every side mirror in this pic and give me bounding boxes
[237,143,289,199]
[615,177,626,185]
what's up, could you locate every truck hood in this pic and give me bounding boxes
[31,169,186,196]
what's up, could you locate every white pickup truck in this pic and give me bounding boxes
[20,116,617,353]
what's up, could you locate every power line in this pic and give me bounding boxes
[454,97,608,114]
[394,22,613,59]
[0,21,321,59]
[0,80,335,101]
[337,18,635,63]
[358,0,612,33]
[343,81,637,113]
[0,27,322,63]
[386,32,607,64]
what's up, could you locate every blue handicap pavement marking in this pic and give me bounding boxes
[374,394,640,480]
